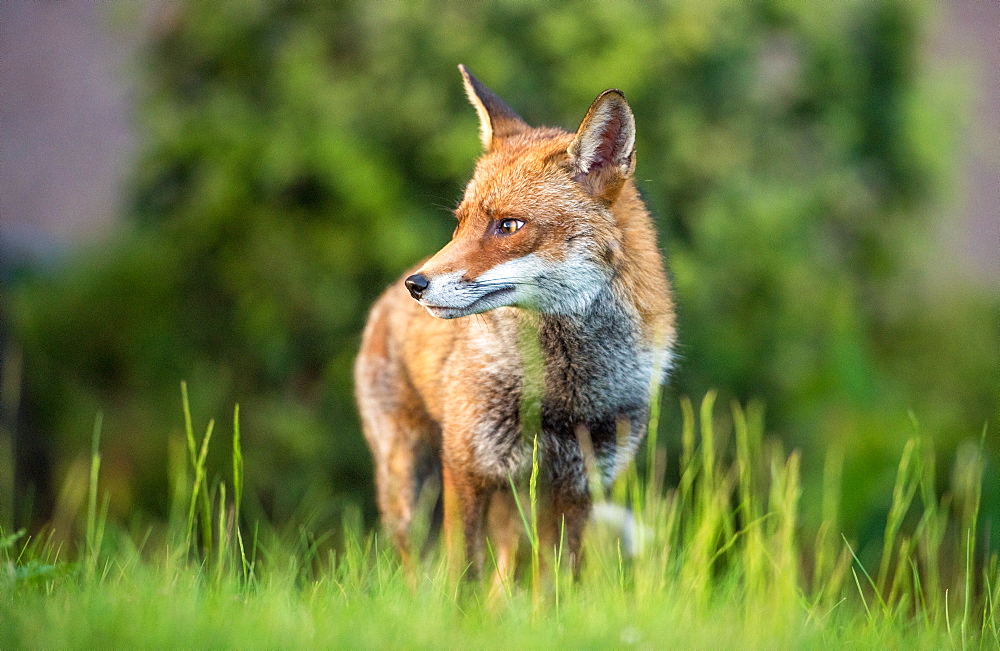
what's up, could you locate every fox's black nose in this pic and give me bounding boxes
[404,273,429,299]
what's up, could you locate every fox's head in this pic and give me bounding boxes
[406,65,638,319]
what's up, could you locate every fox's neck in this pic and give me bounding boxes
[509,281,646,373]
[539,284,637,347]
[609,181,675,346]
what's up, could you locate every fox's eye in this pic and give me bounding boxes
[498,218,525,234]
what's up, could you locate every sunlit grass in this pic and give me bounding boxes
[1,387,996,647]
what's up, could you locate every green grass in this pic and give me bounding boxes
[1,387,996,648]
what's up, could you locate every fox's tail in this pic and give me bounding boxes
[590,502,648,557]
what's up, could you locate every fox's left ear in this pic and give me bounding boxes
[459,64,529,151]
[568,90,636,201]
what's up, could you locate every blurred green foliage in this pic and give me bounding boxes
[9,0,999,540]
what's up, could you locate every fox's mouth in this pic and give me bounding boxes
[422,286,516,319]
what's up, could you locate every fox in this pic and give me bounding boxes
[355,65,676,579]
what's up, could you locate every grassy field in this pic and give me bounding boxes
[2,389,997,648]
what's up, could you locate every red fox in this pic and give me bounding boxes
[355,65,676,578]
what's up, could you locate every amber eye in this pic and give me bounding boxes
[498,218,525,234]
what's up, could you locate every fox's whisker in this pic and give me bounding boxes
[473,280,543,289]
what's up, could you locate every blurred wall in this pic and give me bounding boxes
[0,1,145,262]
[932,0,1000,283]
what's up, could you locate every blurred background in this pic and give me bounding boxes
[1,0,997,553]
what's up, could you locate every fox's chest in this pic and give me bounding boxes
[460,300,669,483]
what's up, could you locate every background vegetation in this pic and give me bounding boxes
[4,0,998,575]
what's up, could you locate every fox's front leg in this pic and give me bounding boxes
[442,459,493,580]
[543,439,593,578]
[548,485,592,578]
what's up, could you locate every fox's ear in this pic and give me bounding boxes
[459,64,528,151]
[568,90,636,201]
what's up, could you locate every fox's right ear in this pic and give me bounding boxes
[459,64,528,151]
